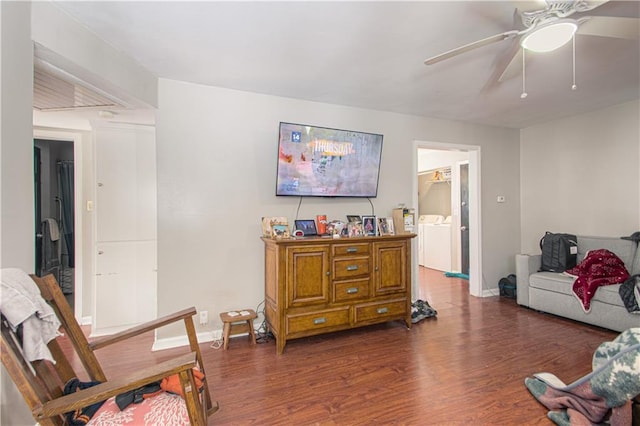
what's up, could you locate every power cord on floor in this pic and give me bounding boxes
[209,338,223,350]
[254,299,273,344]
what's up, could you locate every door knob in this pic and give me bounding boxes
[460,226,467,231]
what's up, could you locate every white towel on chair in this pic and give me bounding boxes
[45,218,60,241]
[0,268,61,362]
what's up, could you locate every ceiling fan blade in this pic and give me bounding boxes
[508,1,543,14]
[575,0,640,19]
[497,48,523,83]
[481,37,522,92]
[578,16,640,39]
[583,0,610,9]
[424,31,519,65]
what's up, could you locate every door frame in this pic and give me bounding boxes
[412,141,482,297]
[33,128,84,318]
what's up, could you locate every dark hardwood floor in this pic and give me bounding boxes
[68,267,618,425]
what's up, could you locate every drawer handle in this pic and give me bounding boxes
[313,317,326,325]
[377,307,388,314]
[346,247,358,253]
[346,265,359,271]
[346,287,359,294]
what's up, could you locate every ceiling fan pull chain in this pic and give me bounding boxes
[571,35,577,91]
[521,49,528,99]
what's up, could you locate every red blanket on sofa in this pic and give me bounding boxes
[565,249,629,313]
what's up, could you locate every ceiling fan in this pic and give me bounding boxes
[423,0,640,85]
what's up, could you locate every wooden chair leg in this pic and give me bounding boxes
[247,319,256,345]
[222,322,231,350]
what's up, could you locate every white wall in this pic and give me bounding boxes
[418,149,469,172]
[1,2,38,425]
[1,2,34,271]
[31,1,158,109]
[155,79,521,339]
[520,100,640,253]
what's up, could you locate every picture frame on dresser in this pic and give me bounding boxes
[346,215,361,223]
[377,217,394,236]
[271,224,290,239]
[362,215,377,236]
[386,217,395,235]
[348,221,364,237]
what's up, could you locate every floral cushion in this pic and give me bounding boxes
[88,392,191,425]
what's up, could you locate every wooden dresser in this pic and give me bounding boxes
[262,234,416,354]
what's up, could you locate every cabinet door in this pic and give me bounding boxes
[94,241,157,333]
[95,126,156,242]
[286,245,330,307]
[94,125,157,335]
[373,240,407,295]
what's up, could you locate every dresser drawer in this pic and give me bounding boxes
[333,257,370,279]
[286,307,351,335]
[333,279,370,302]
[333,243,370,257]
[354,299,407,324]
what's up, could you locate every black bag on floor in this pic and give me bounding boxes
[539,232,578,273]
[499,274,517,298]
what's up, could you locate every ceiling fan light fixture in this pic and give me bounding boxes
[520,20,578,53]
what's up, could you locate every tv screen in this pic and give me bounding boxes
[276,122,383,197]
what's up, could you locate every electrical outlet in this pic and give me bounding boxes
[199,310,208,325]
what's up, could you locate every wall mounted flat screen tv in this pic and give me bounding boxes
[276,122,383,197]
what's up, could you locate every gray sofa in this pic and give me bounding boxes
[516,235,640,332]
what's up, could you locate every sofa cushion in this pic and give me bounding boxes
[577,236,637,273]
[529,272,624,307]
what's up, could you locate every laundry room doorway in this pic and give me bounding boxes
[413,142,481,297]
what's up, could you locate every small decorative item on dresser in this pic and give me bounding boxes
[346,215,361,223]
[294,219,318,236]
[261,216,288,237]
[329,220,345,238]
[316,215,327,235]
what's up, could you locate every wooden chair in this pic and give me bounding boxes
[1,273,218,425]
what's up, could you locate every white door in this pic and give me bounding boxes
[93,124,157,335]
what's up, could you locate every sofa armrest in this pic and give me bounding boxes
[515,254,541,307]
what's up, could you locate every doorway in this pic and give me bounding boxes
[34,139,75,306]
[33,130,83,317]
[460,162,469,276]
[413,142,482,297]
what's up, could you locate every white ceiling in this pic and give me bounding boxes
[49,0,640,129]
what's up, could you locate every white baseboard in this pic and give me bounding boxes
[152,329,223,351]
[151,320,266,351]
[482,287,500,297]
